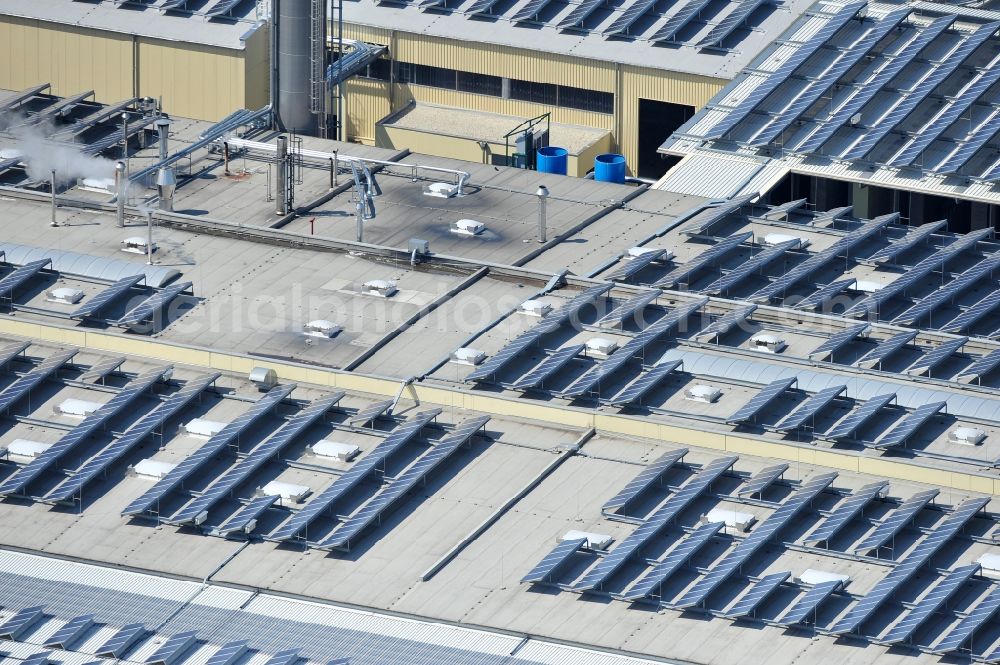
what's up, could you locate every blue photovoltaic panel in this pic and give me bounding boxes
[0,606,44,639]
[266,408,442,542]
[775,385,846,432]
[78,356,126,384]
[348,399,393,426]
[0,259,50,301]
[933,586,1000,654]
[650,0,715,42]
[607,249,667,282]
[794,278,856,311]
[881,564,980,644]
[871,401,946,449]
[958,348,1000,383]
[603,0,658,35]
[121,383,296,517]
[831,498,987,637]
[0,366,169,498]
[521,537,588,584]
[937,110,1000,173]
[602,447,688,513]
[776,580,842,626]
[695,304,756,342]
[96,624,146,658]
[822,392,894,441]
[549,283,614,328]
[788,15,956,154]
[215,494,279,536]
[0,341,29,369]
[316,416,490,550]
[943,291,1000,334]
[45,373,218,504]
[725,377,796,425]
[607,358,682,406]
[44,614,95,648]
[865,220,946,265]
[512,0,553,21]
[725,571,790,618]
[0,348,76,413]
[854,330,917,369]
[161,0,189,9]
[558,0,605,29]
[737,463,788,498]
[808,324,869,361]
[146,631,197,665]
[465,326,550,383]
[701,240,798,296]
[597,291,660,327]
[655,232,753,289]
[698,0,771,47]
[205,641,247,665]
[905,337,967,376]
[263,651,300,665]
[894,255,1000,326]
[576,456,738,591]
[114,281,192,327]
[854,488,939,553]
[70,275,144,319]
[167,392,343,525]
[805,481,887,545]
[674,473,837,609]
[681,195,758,236]
[206,0,242,17]
[623,521,724,601]
[21,653,50,665]
[512,344,585,390]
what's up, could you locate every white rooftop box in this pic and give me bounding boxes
[685,384,722,403]
[131,459,177,480]
[750,333,786,354]
[55,399,104,417]
[424,182,458,198]
[0,148,22,160]
[627,246,672,260]
[520,299,552,317]
[121,237,156,254]
[46,287,84,305]
[451,219,486,236]
[7,439,52,459]
[977,553,1000,575]
[586,338,619,356]
[249,367,277,391]
[303,320,341,338]
[797,569,850,586]
[950,427,986,446]
[183,418,229,438]
[763,233,809,249]
[854,280,885,293]
[261,480,311,503]
[311,440,361,462]
[78,177,116,193]
[562,530,614,550]
[450,347,486,365]
[703,507,756,533]
[361,279,398,298]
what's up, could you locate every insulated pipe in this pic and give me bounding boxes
[50,170,57,227]
[275,135,289,215]
[536,185,549,243]
[115,161,127,227]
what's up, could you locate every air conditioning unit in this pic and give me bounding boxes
[55,399,104,417]
[762,233,809,249]
[797,569,850,586]
[451,347,486,365]
[853,280,885,293]
[950,427,986,446]
[121,236,156,254]
[249,367,278,391]
[7,439,53,459]
[977,553,1000,576]
[703,507,756,533]
[303,319,341,338]
[451,219,486,236]
[750,333,786,354]
[46,287,84,304]
[130,458,177,480]
[586,337,618,356]
[311,440,362,462]
[183,418,229,438]
[520,299,552,317]
[424,182,458,198]
[409,238,430,255]
[362,279,398,298]
[562,530,614,550]
[685,384,722,403]
[260,480,311,503]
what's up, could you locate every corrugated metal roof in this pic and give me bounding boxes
[656,152,766,197]
[0,243,181,288]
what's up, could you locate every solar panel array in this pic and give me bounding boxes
[512,344,585,390]
[774,385,845,431]
[96,624,146,657]
[725,571,789,618]
[943,290,1000,333]
[602,448,688,513]
[621,521,724,600]
[701,239,797,296]
[44,614,94,649]
[822,392,895,441]
[808,324,868,361]
[71,274,144,319]
[864,220,946,265]
[557,0,605,30]
[853,488,939,553]
[0,348,77,414]
[115,281,192,328]
[512,0,554,22]
[521,537,589,584]
[0,259,51,302]
[933,585,1000,654]
[680,195,757,235]
[146,631,197,665]
[854,330,917,369]
[655,232,752,289]
[78,356,126,384]
[793,277,856,311]
[881,563,980,644]
[214,494,279,537]
[775,579,842,626]
[904,337,967,376]
[607,358,683,406]
[607,249,667,282]
[736,463,787,497]
[893,254,1000,326]
[596,290,660,327]
[871,401,946,449]
[650,0,714,43]
[348,399,393,426]
[0,606,44,640]
[804,481,887,545]
[603,0,658,36]
[694,304,756,342]
[725,376,796,424]
[697,0,774,49]
[958,348,1000,383]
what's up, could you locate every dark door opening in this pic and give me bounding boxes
[637,98,694,180]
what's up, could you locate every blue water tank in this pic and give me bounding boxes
[537,146,568,175]
[594,153,626,183]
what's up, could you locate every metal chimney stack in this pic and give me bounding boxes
[275,135,289,215]
[154,118,176,211]
[115,161,127,227]
[155,118,170,160]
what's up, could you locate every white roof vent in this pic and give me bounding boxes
[131,459,177,480]
[586,337,619,356]
[55,399,104,417]
[853,280,885,294]
[78,177,116,194]
[424,182,459,198]
[562,530,614,550]
[311,440,362,462]
[451,219,486,236]
[46,287,84,304]
[260,480,311,503]
[121,237,156,254]
[763,233,809,249]
[950,427,986,446]
[183,418,229,438]
[7,439,53,459]
[520,299,552,317]
[685,384,722,403]
[797,569,850,586]
[703,507,756,533]
[361,279,398,297]
[303,320,341,338]
[628,246,673,260]
[750,333,786,353]
[977,553,1000,575]
[451,347,486,365]
[249,367,278,391]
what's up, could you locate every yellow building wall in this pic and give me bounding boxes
[137,39,247,122]
[242,25,271,111]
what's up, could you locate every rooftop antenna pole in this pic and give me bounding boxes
[50,170,58,227]
[536,184,549,243]
[121,112,129,164]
